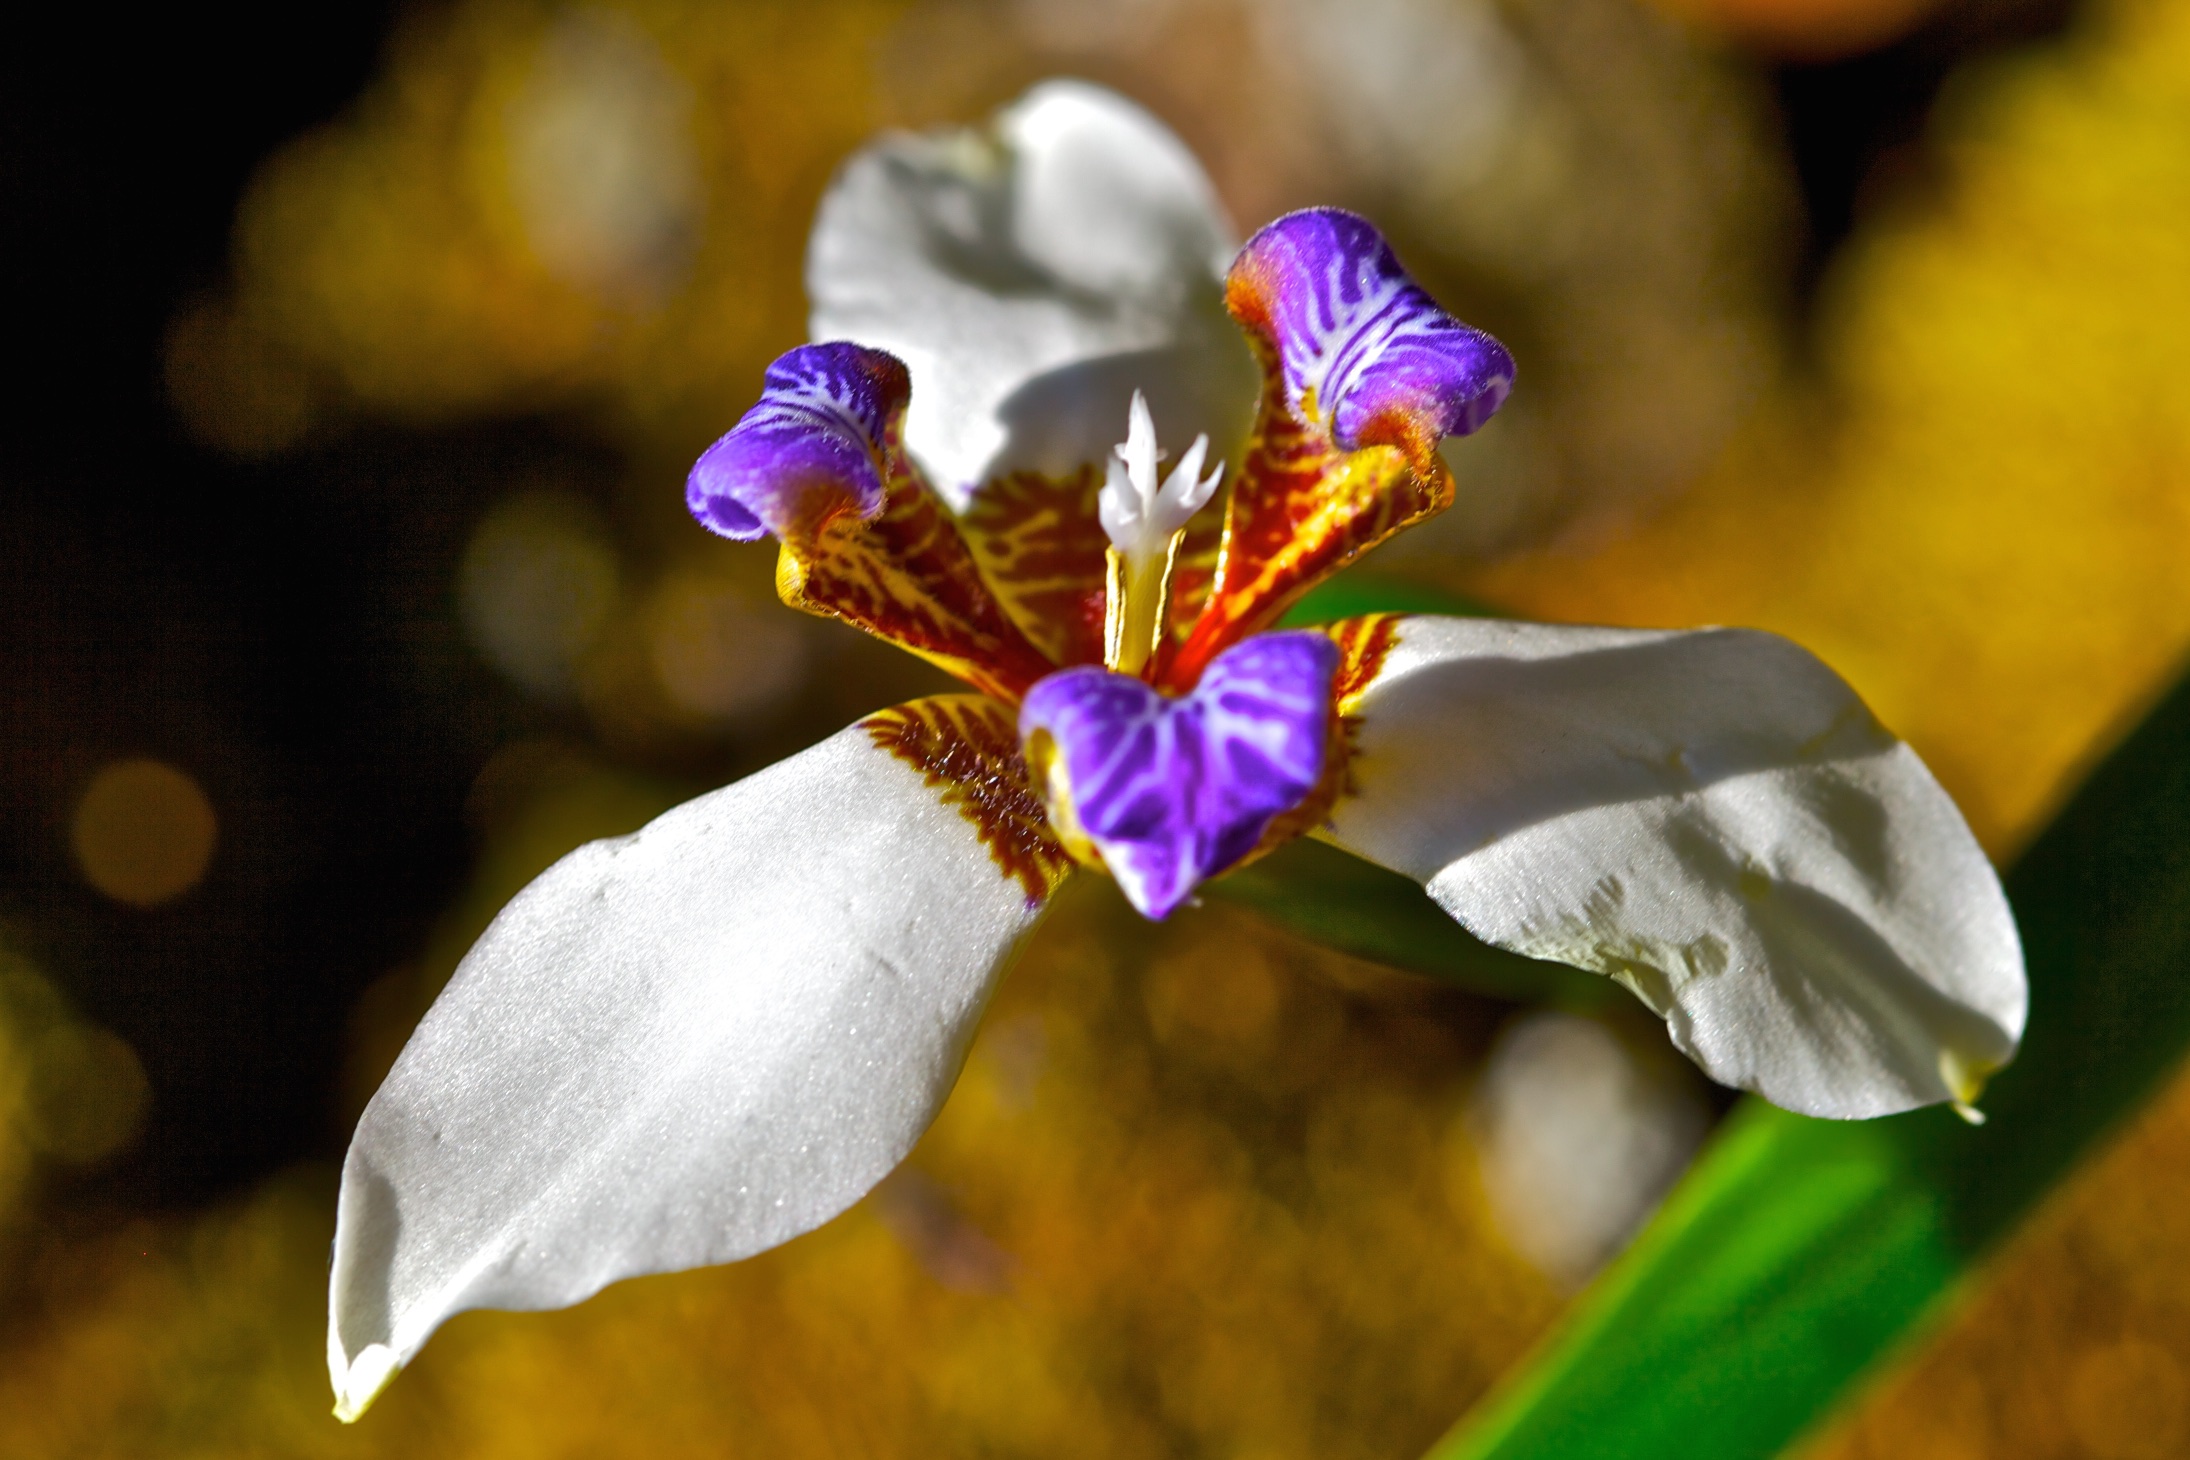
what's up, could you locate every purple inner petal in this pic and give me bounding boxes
[1230,208,1514,451]
[1020,631,1339,919]
[686,342,908,541]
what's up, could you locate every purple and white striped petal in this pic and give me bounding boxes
[1228,208,1514,456]
[1020,631,1339,920]
[686,342,907,542]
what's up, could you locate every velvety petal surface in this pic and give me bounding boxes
[1171,213,1513,682]
[686,342,903,540]
[1319,615,2026,1119]
[807,79,1258,505]
[1227,208,1513,462]
[686,342,1056,702]
[328,712,1065,1419]
[1021,631,1337,919]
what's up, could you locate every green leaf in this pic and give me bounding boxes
[1209,837,1620,1011]
[1430,665,2190,1459]
[1278,571,1498,627]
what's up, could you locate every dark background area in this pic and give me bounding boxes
[0,0,2078,1213]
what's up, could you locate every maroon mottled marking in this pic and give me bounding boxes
[1326,611,1407,717]
[959,465,1110,670]
[862,695,1075,906]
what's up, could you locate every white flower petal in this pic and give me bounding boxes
[1322,616,2026,1119]
[808,79,1257,506]
[328,722,1054,1418]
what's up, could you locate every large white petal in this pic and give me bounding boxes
[328,722,1054,1418]
[1322,616,2025,1120]
[807,79,1258,506]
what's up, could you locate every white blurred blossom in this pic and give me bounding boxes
[1469,1011,1711,1286]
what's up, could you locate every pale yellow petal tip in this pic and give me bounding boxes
[1940,1048,1999,1127]
[331,1342,401,1423]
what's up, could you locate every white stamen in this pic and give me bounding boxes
[1097,391,1224,679]
[1098,391,1222,555]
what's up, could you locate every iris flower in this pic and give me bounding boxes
[328,81,2025,1419]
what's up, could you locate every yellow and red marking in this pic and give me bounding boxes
[1165,274,1455,686]
[1246,612,1408,858]
[957,465,1111,670]
[775,443,1057,704]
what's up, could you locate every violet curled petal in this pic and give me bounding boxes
[1021,631,1338,919]
[685,342,908,541]
[1229,207,1514,450]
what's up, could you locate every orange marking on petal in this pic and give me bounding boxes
[1166,340,1449,687]
[1325,611,1408,717]
[863,695,1076,906]
[959,464,1226,675]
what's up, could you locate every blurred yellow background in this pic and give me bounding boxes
[6,0,2189,1454]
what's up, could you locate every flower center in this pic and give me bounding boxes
[1097,391,1223,680]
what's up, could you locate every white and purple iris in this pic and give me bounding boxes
[327,81,2026,1419]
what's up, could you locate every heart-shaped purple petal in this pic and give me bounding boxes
[1019,631,1340,919]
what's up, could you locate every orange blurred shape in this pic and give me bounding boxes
[69,758,218,908]
[163,296,320,458]
[2068,1338,2187,1460]
[1642,0,1948,59]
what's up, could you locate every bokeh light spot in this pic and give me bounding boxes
[1144,938,1283,1056]
[70,758,218,908]
[458,490,621,698]
[501,8,700,296]
[163,295,320,457]
[23,1024,151,1166]
[0,936,153,1221]
[644,570,807,724]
